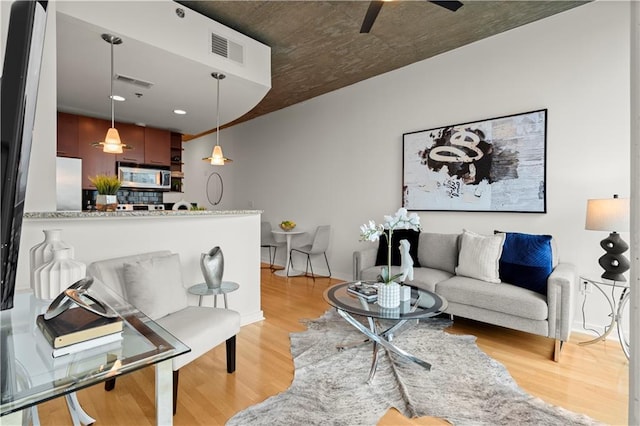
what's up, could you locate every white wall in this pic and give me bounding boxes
[185,1,631,333]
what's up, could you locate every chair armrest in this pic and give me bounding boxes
[546,262,576,341]
[353,247,378,280]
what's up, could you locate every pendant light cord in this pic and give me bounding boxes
[110,39,115,128]
[216,75,220,147]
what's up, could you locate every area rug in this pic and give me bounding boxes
[227,310,602,426]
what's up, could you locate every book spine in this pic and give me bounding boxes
[36,315,55,347]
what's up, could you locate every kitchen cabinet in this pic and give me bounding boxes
[144,128,171,166]
[56,112,79,158]
[116,123,145,163]
[77,116,116,189]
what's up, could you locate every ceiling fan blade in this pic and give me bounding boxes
[360,1,384,34]
[428,1,464,12]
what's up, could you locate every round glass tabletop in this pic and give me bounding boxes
[323,281,447,320]
[188,281,239,296]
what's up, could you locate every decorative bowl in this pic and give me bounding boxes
[280,221,296,231]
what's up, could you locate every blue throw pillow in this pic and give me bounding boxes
[498,232,553,295]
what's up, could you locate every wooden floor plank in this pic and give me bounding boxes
[34,266,628,425]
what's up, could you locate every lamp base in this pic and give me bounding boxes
[598,232,629,282]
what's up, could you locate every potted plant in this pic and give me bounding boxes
[89,174,121,212]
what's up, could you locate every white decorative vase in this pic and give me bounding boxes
[29,229,73,291]
[377,281,401,308]
[33,248,86,300]
[96,194,118,212]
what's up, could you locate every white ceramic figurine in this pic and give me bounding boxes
[399,239,414,283]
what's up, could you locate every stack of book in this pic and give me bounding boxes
[37,306,123,358]
[347,282,378,301]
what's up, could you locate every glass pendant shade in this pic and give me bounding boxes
[102,128,124,153]
[209,145,225,165]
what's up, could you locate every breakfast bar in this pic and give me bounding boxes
[17,210,264,326]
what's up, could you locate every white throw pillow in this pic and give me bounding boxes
[122,253,188,320]
[455,230,505,283]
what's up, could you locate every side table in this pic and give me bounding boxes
[578,276,629,359]
[188,281,239,308]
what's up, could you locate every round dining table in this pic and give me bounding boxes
[271,228,306,277]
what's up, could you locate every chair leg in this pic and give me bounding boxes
[323,252,331,277]
[226,335,237,373]
[173,370,179,415]
[306,254,315,281]
[271,247,278,269]
[105,378,116,391]
[287,251,294,276]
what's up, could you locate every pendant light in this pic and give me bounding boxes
[203,72,232,165]
[92,33,131,154]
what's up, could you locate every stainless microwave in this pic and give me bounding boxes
[117,162,171,190]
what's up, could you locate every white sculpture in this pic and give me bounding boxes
[399,239,414,283]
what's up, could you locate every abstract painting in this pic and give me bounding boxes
[403,109,547,213]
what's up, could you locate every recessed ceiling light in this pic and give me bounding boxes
[110,95,125,102]
[173,109,187,115]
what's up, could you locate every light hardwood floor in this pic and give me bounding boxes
[36,267,628,425]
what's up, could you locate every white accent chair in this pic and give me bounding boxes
[87,250,240,415]
[289,225,332,280]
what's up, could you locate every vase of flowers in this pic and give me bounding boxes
[89,174,121,212]
[360,208,421,308]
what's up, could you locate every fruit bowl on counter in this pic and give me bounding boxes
[280,220,296,231]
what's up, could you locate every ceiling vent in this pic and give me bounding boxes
[115,73,154,89]
[210,32,244,64]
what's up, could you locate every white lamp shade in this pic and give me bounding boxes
[210,145,225,165]
[102,128,124,154]
[585,197,630,232]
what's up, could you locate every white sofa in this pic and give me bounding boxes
[87,250,240,414]
[353,232,576,361]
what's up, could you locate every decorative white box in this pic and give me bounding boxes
[400,285,411,301]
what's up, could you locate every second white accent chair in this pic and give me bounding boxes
[288,225,332,280]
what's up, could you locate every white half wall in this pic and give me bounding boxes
[185,1,631,334]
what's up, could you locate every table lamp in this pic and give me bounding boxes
[585,194,630,282]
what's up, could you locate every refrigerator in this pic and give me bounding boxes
[56,157,82,211]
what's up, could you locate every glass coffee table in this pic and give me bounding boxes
[324,281,447,382]
[1,282,190,425]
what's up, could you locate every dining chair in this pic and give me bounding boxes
[260,221,284,270]
[288,225,332,280]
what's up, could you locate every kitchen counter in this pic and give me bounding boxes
[24,210,262,219]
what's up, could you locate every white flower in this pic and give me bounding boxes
[359,208,422,284]
[359,220,383,242]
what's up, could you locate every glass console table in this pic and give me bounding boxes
[0,281,190,425]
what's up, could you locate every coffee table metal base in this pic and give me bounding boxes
[335,309,431,382]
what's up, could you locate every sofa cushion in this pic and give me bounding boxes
[375,229,421,267]
[417,233,459,274]
[436,275,548,321]
[123,253,189,320]
[455,230,505,283]
[498,232,553,295]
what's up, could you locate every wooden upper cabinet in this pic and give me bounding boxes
[116,123,145,164]
[144,127,171,166]
[56,112,79,158]
[77,116,116,189]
